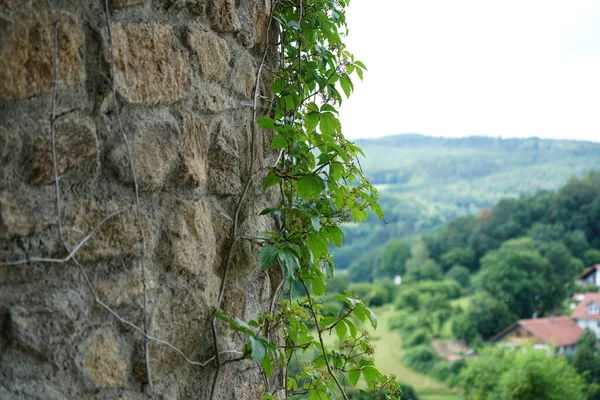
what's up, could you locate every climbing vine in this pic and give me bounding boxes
[218,1,400,398]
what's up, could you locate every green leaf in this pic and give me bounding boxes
[261,354,273,376]
[305,112,320,134]
[263,170,282,191]
[258,117,276,130]
[354,60,368,70]
[319,112,340,136]
[295,175,325,199]
[362,366,380,389]
[309,390,328,400]
[259,245,278,269]
[348,369,361,386]
[249,336,266,363]
[340,76,353,98]
[271,134,287,149]
[310,215,322,232]
[335,320,348,343]
[320,104,339,114]
[307,234,328,260]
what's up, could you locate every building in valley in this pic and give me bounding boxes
[577,264,600,288]
[489,316,585,355]
[572,292,600,339]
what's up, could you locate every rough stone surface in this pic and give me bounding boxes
[0,3,84,100]
[209,0,241,32]
[108,109,180,191]
[111,23,191,105]
[188,30,230,81]
[179,116,210,186]
[0,0,281,398]
[26,114,99,185]
[232,53,257,99]
[110,0,145,8]
[160,195,216,275]
[64,200,158,261]
[80,328,126,388]
[208,119,242,195]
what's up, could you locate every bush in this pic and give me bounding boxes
[398,383,420,400]
[395,286,421,311]
[402,345,438,373]
[418,280,461,300]
[585,248,600,265]
[446,264,471,288]
[348,283,374,301]
[388,310,412,331]
[402,329,431,348]
[430,362,453,382]
[326,274,350,294]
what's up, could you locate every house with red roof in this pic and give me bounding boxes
[489,316,585,355]
[572,292,600,339]
[577,264,600,288]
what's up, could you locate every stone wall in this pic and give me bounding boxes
[0,0,282,398]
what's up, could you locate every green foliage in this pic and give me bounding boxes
[585,248,600,266]
[378,239,411,277]
[326,274,350,294]
[402,345,439,373]
[455,292,515,341]
[476,241,557,318]
[571,331,600,400]
[402,329,431,348]
[220,1,399,398]
[460,346,588,400]
[440,248,476,272]
[445,265,471,288]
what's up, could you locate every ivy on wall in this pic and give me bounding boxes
[217,1,400,398]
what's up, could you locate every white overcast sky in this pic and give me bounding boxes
[339,0,600,142]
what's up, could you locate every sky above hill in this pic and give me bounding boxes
[339,0,600,142]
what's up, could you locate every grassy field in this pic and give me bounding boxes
[368,306,462,400]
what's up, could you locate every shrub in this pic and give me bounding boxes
[395,286,421,311]
[445,264,471,288]
[326,274,350,294]
[402,329,431,348]
[402,344,438,373]
[398,383,420,400]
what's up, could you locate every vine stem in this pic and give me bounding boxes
[103,1,153,396]
[209,2,279,399]
[300,278,349,400]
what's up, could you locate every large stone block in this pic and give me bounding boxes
[80,328,126,389]
[209,0,241,32]
[110,23,191,105]
[25,114,99,185]
[160,195,216,275]
[0,3,84,100]
[108,109,180,191]
[179,117,210,187]
[64,200,157,261]
[188,30,230,81]
[232,53,257,99]
[0,192,54,239]
[95,268,157,308]
[207,120,241,195]
[9,290,88,357]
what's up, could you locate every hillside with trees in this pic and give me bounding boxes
[329,170,600,399]
[334,135,600,271]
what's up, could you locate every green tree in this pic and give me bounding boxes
[440,247,476,272]
[586,248,600,266]
[445,264,471,288]
[461,346,587,400]
[477,239,554,318]
[571,331,600,400]
[465,292,516,340]
[378,239,411,277]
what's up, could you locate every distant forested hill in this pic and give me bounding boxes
[334,134,600,270]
